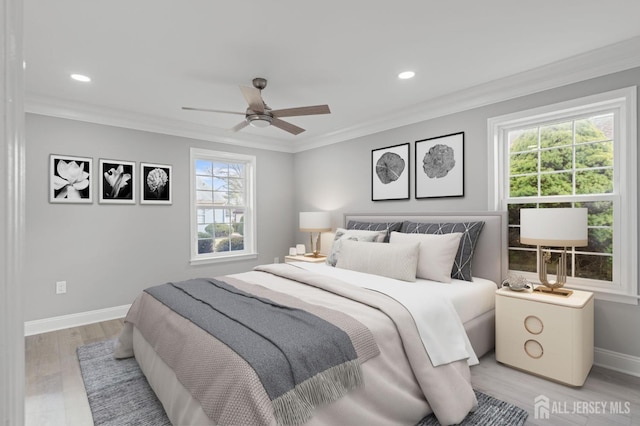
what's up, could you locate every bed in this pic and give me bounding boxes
[115,211,507,426]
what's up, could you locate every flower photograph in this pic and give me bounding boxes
[140,162,172,204]
[49,154,93,203]
[99,159,135,204]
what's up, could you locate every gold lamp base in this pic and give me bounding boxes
[533,286,573,297]
[305,231,324,258]
[304,252,323,258]
[532,246,574,297]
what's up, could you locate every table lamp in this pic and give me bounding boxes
[520,207,588,296]
[299,212,331,257]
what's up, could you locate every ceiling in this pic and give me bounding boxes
[24,0,640,152]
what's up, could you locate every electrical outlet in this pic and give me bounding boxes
[274,257,279,264]
[56,281,67,294]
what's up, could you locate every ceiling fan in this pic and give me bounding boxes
[182,77,331,135]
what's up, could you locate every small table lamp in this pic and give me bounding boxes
[299,212,331,257]
[520,208,588,296]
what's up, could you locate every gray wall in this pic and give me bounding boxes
[24,67,640,359]
[24,114,295,321]
[294,67,640,358]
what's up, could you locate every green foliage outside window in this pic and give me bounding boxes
[215,236,244,252]
[507,115,614,282]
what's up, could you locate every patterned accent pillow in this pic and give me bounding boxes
[400,221,485,281]
[346,220,403,242]
[336,240,420,282]
[326,228,387,267]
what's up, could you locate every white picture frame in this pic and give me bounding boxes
[49,154,93,203]
[99,159,136,204]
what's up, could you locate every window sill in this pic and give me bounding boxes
[190,252,258,266]
[510,271,639,305]
[575,288,639,305]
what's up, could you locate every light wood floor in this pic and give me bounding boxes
[25,319,640,426]
[25,319,124,426]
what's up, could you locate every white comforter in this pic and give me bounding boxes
[291,262,479,366]
[119,263,479,425]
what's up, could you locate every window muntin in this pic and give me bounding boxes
[506,115,615,282]
[190,148,256,263]
[489,87,637,304]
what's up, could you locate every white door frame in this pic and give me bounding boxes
[1,0,25,424]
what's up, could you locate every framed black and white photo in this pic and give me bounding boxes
[99,159,135,204]
[415,132,464,199]
[372,142,410,201]
[49,154,93,203]
[140,162,172,204]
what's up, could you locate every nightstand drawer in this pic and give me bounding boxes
[495,288,594,386]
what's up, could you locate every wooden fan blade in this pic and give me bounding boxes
[271,104,331,118]
[239,86,264,113]
[182,107,245,115]
[271,117,305,135]
[230,120,249,132]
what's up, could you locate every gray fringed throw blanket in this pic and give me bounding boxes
[145,278,364,425]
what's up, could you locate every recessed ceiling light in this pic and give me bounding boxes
[70,73,91,83]
[398,71,415,80]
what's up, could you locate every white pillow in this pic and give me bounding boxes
[335,240,420,282]
[326,228,387,266]
[389,231,462,283]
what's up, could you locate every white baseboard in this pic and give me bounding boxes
[24,304,131,336]
[594,347,640,378]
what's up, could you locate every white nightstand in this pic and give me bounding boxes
[495,286,594,386]
[284,254,327,264]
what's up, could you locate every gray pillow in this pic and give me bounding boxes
[326,228,387,266]
[346,220,403,242]
[400,221,485,281]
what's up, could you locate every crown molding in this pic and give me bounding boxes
[25,96,298,153]
[25,36,640,154]
[293,36,640,152]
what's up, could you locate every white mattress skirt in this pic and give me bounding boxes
[133,327,214,425]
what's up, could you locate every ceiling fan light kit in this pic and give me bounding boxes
[182,77,331,135]
[248,114,272,128]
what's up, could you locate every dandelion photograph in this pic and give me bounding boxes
[371,142,409,201]
[140,162,172,204]
[99,159,135,204]
[415,132,464,199]
[49,154,93,203]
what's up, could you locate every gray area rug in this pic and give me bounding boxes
[78,339,528,426]
[77,339,171,426]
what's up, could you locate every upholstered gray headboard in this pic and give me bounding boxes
[343,211,507,285]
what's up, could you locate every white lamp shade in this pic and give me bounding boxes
[299,211,331,232]
[520,208,588,247]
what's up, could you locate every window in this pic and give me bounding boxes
[489,87,637,304]
[190,148,257,264]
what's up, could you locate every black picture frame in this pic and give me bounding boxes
[140,162,172,204]
[99,159,136,204]
[415,132,464,199]
[49,154,93,203]
[372,142,410,201]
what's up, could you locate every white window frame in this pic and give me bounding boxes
[488,86,638,304]
[190,148,257,264]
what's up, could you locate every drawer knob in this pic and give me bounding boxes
[524,339,544,359]
[524,315,544,335]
